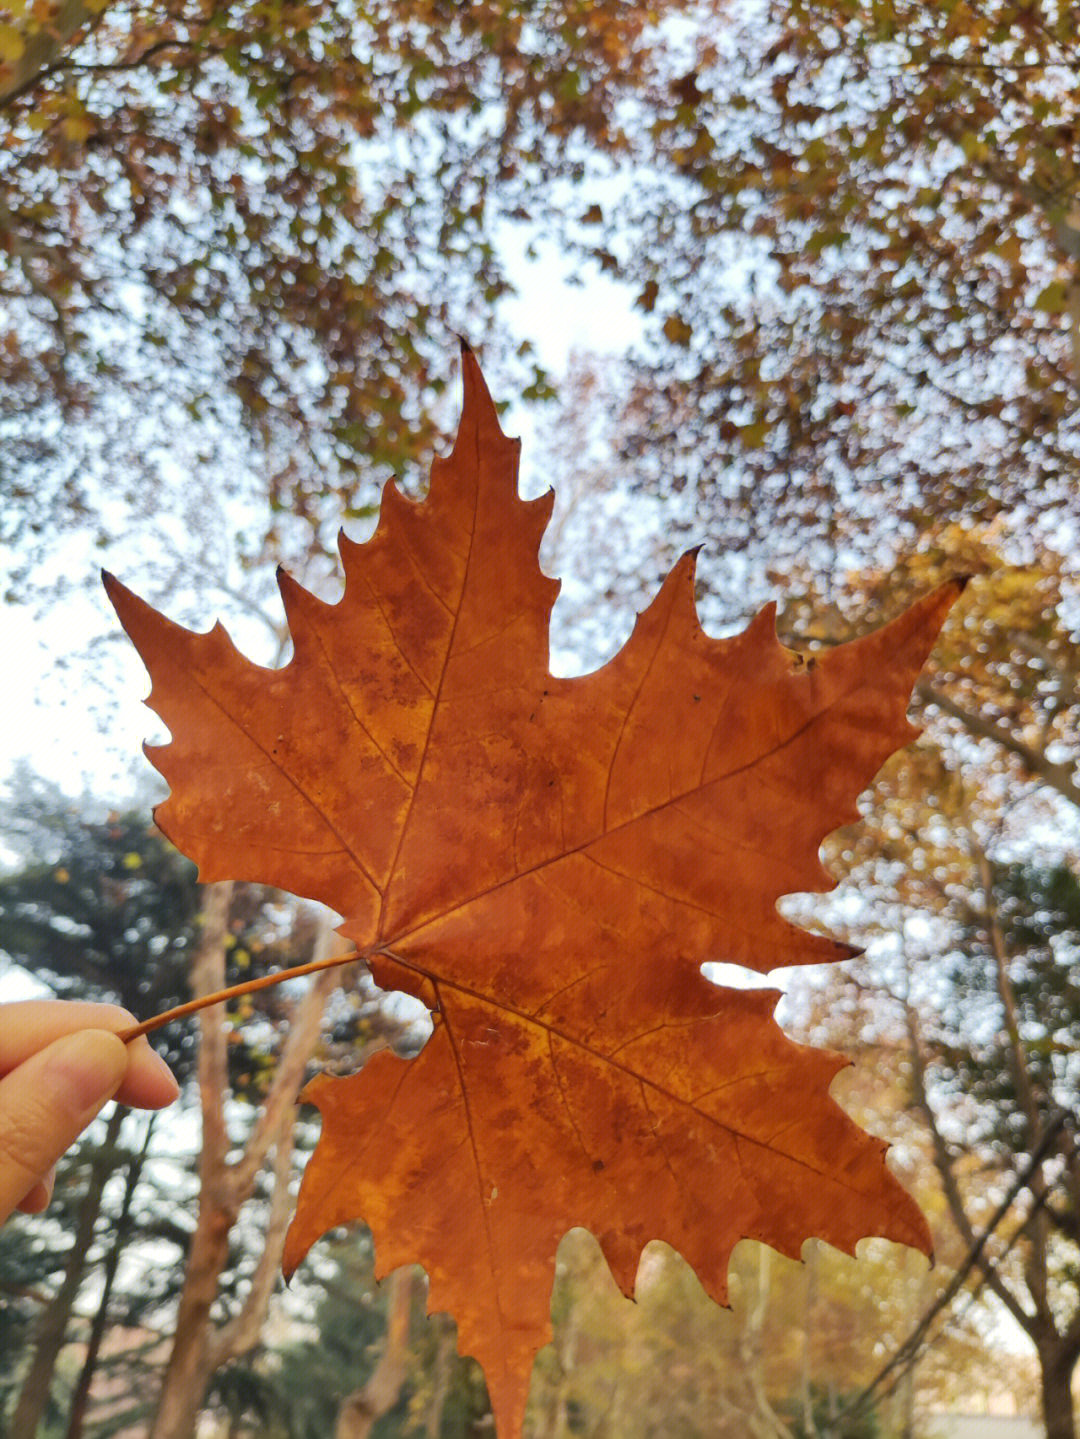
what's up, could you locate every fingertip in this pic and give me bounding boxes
[18,1179,50,1214]
[116,1038,180,1109]
[18,1166,56,1214]
[46,1030,128,1117]
[144,1047,181,1107]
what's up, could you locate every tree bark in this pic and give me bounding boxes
[65,1113,156,1439]
[145,1155,235,1439]
[334,1268,416,1439]
[1038,1338,1077,1439]
[148,882,235,1439]
[739,1245,793,1439]
[424,1325,456,1439]
[800,1246,817,1439]
[149,890,342,1439]
[9,1104,125,1439]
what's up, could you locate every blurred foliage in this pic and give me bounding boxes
[0,0,691,589]
[563,0,1080,572]
[209,1235,489,1438]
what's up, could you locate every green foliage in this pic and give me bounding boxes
[1,774,200,1075]
[945,860,1080,1155]
[0,1215,67,1417]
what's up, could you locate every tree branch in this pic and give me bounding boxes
[915,680,1080,809]
[211,1122,296,1366]
[227,921,344,1198]
[191,883,234,1208]
[968,834,1051,1317]
[0,0,103,108]
[334,1269,417,1439]
[902,996,1035,1335]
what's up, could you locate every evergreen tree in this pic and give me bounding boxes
[945,861,1080,1157]
[0,774,321,1436]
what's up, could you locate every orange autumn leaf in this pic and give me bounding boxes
[106,346,961,1437]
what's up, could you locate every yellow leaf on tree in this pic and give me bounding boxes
[662,313,694,345]
[0,24,25,61]
[62,114,95,143]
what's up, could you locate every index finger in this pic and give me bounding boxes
[0,1002,179,1110]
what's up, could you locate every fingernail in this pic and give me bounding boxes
[44,1031,127,1123]
[145,1046,181,1100]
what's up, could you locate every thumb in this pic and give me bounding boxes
[0,1029,128,1222]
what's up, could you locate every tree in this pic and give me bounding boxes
[905,850,1080,1439]
[0,777,201,1437]
[792,554,1080,1439]
[145,878,418,1438]
[0,779,374,1436]
[0,769,202,1074]
[0,0,693,593]
[0,1196,77,1430]
[8,4,1080,1422]
[527,387,1078,1429]
[205,1233,488,1438]
[777,529,1080,1438]
[575,0,1079,569]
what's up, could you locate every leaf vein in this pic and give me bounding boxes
[185,670,381,899]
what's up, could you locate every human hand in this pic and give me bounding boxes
[0,1001,180,1223]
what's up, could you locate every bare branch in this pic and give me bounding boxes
[903,996,1035,1335]
[211,1124,297,1366]
[0,0,103,108]
[226,917,344,1199]
[916,680,1080,810]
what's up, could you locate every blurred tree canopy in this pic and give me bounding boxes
[582,0,1080,563]
[0,0,688,584]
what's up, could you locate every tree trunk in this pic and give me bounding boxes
[740,1245,793,1439]
[9,1104,125,1439]
[147,1200,236,1439]
[425,1326,456,1439]
[148,883,235,1439]
[1039,1340,1077,1439]
[334,1268,416,1439]
[65,1114,156,1439]
[149,891,342,1439]
[800,1246,817,1438]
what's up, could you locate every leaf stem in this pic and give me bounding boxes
[117,950,365,1042]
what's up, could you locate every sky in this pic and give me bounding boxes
[0,236,646,810]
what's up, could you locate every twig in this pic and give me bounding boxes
[117,949,365,1042]
[838,1109,1069,1428]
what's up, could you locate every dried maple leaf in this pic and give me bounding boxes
[106,347,961,1437]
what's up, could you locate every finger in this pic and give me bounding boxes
[18,1166,56,1214]
[0,1001,139,1071]
[114,1038,179,1110]
[0,1002,179,1110]
[0,1030,127,1223]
